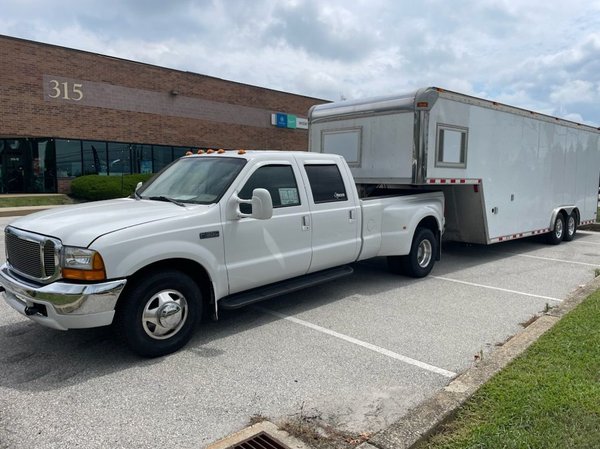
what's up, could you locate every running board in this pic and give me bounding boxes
[219,266,354,310]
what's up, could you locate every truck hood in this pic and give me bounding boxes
[8,198,213,247]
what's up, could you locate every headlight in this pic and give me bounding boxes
[61,247,106,281]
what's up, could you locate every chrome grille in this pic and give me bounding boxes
[44,240,56,277]
[5,227,59,282]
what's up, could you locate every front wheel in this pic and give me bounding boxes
[117,270,202,357]
[388,227,437,278]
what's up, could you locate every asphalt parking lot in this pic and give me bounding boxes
[1,215,599,449]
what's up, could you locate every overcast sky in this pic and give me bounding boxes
[2,0,600,125]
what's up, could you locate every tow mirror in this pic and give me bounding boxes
[230,188,273,220]
[249,188,273,219]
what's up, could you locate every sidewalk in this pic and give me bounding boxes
[0,205,63,217]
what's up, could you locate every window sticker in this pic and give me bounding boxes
[279,188,299,205]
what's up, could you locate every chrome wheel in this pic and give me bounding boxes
[141,289,188,340]
[567,215,576,237]
[554,218,564,240]
[417,239,433,268]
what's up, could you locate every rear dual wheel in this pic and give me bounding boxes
[388,227,437,278]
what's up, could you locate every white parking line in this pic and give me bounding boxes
[507,253,599,267]
[570,239,600,246]
[257,307,457,378]
[432,276,563,302]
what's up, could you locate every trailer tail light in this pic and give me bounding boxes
[417,102,428,108]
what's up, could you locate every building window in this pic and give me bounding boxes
[82,141,107,175]
[108,142,130,175]
[436,124,468,168]
[55,139,82,177]
[132,144,153,174]
[153,145,173,172]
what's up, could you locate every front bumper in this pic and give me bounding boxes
[0,264,127,330]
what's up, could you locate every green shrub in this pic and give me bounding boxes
[71,174,154,201]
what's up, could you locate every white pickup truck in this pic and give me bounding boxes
[1,151,443,356]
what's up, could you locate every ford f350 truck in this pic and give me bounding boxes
[1,151,444,356]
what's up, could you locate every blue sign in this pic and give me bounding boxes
[276,113,288,128]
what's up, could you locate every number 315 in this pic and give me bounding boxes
[48,80,84,101]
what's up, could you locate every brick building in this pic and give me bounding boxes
[0,35,326,193]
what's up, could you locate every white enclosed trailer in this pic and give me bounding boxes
[308,87,600,245]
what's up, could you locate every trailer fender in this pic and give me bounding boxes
[549,206,576,230]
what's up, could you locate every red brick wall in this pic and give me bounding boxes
[0,35,326,150]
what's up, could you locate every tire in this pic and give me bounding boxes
[388,227,437,278]
[546,214,565,245]
[117,270,202,357]
[563,213,577,242]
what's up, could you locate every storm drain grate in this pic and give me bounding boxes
[227,431,290,449]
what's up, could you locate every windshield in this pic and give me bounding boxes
[138,156,247,204]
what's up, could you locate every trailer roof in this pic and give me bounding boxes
[309,87,600,133]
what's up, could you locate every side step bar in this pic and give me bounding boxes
[219,265,354,310]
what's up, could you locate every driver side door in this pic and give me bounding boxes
[222,162,312,294]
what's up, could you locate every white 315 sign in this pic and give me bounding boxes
[47,79,84,101]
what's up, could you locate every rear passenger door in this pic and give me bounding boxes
[300,159,361,272]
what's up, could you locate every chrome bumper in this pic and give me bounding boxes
[0,264,127,330]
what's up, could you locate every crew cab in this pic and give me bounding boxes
[1,151,443,356]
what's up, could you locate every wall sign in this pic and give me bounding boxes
[42,75,280,129]
[271,113,308,130]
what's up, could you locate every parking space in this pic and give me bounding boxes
[1,215,599,448]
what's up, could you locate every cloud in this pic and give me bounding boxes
[1,0,600,125]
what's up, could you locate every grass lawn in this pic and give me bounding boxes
[416,290,600,449]
[0,195,74,208]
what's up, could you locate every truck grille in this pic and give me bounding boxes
[5,227,60,282]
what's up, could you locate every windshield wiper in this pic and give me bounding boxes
[147,196,186,207]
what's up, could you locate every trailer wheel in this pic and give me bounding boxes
[547,214,565,245]
[388,227,437,278]
[117,270,202,357]
[563,213,577,242]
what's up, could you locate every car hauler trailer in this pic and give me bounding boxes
[308,87,600,245]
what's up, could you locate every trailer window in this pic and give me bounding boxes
[321,128,361,165]
[304,164,348,203]
[436,125,468,168]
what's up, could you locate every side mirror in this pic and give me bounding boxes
[229,188,273,220]
[135,181,143,191]
[249,188,273,219]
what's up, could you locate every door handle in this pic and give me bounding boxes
[349,209,355,221]
[302,215,311,231]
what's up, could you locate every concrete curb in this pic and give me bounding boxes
[360,274,600,449]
